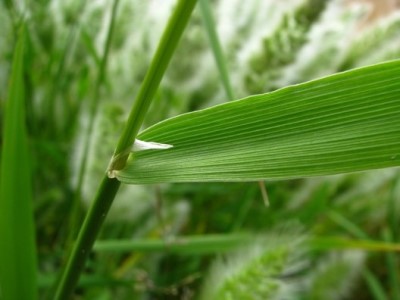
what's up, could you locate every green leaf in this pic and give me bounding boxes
[117,60,400,184]
[0,25,37,299]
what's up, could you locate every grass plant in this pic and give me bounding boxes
[1,0,400,299]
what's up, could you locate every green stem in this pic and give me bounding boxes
[362,269,388,300]
[68,0,120,247]
[327,210,370,239]
[327,210,389,297]
[383,228,400,300]
[53,1,197,299]
[199,0,234,100]
[54,177,120,300]
[110,0,198,172]
[387,172,400,241]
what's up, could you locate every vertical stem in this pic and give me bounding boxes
[110,0,197,172]
[68,0,120,246]
[53,1,197,299]
[383,228,400,300]
[199,0,234,100]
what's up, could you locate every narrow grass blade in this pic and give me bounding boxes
[94,234,250,254]
[327,210,370,239]
[117,60,400,184]
[67,0,121,245]
[199,0,234,100]
[327,210,388,299]
[310,237,400,252]
[363,270,389,300]
[383,228,400,300]
[0,25,37,300]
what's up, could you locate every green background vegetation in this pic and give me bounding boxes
[1,0,400,299]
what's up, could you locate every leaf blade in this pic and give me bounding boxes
[0,25,38,300]
[117,60,400,184]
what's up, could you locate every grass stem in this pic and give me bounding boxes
[68,0,121,247]
[53,1,197,298]
[199,0,234,100]
[109,0,198,172]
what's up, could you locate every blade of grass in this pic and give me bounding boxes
[199,0,233,100]
[68,0,121,247]
[94,234,250,254]
[80,28,102,68]
[0,24,37,300]
[363,269,389,300]
[117,60,400,184]
[327,210,370,239]
[385,173,400,299]
[327,210,388,299]
[310,237,400,252]
[53,1,197,299]
[387,171,400,240]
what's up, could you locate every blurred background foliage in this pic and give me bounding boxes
[1,0,400,299]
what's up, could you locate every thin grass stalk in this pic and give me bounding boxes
[362,270,388,300]
[67,0,121,247]
[81,28,102,67]
[327,210,370,239]
[53,1,197,299]
[94,234,250,254]
[387,172,400,240]
[109,0,197,171]
[386,173,400,299]
[309,237,400,252]
[199,0,234,100]
[383,228,400,300]
[327,210,388,295]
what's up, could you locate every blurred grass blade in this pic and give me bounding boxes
[199,0,234,100]
[327,210,370,239]
[94,234,250,254]
[0,25,37,300]
[310,237,400,252]
[117,60,400,184]
[363,270,388,300]
[383,228,400,300]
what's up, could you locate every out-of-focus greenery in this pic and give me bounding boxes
[1,0,400,299]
